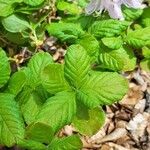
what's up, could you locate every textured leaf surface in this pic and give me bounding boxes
[101,37,122,50]
[7,70,26,95]
[79,72,128,107]
[142,18,150,27]
[142,47,150,59]
[140,59,150,72]
[99,45,136,71]
[23,0,44,6]
[57,1,82,15]
[41,64,70,94]
[0,48,10,88]
[126,27,150,48]
[0,0,22,17]
[2,14,31,33]
[0,93,25,147]
[26,122,54,144]
[76,33,99,57]
[36,91,76,132]
[28,51,53,87]
[18,139,47,150]
[89,19,129,38]
[46,23,84,43]
[64,44,91,89]
[21,91,43,125]
[48,135,82,150]
[123,7,143,21]
[73,107,105,136]
[140,7,150,27]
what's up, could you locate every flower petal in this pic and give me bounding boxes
[85,0,101,14]
[108,3,124,20]
[121,0,143,8]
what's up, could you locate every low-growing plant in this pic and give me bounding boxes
[0,44,128,149]
[0,0,150,149]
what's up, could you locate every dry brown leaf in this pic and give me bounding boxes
[126,113,150,142]
[120,83,143,107]
[134,99,146,114]
[107,142,131,150]
[95,128,127,144]
[63,125,74,136]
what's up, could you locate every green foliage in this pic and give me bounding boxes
[2,14,31,33]
[18,139,47,150]
[41,64,71,94]
[73,107,105,136]
[0,0,22,17]
[0,0,149,149]
[27,51,53,87]
[46,23,85,43]
[89,19,130,38]
[126,27,150,48]
[140,7,150,27]
[48,135,82,150]
[26,122,54,144]
[0,93,25,147]
[101,37,123,50]
[140,47,150,72]
[6,70,26,95]
[36,91,76,132]
[64,45,91,89]
[57,1,82,15]
[122,6,143,21]
[23,0,44,6]
[0,48,11,88]
[98,44,136,71]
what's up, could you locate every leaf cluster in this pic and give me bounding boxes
[0,0,150,149]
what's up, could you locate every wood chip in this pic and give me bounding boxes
[95,128,127,144]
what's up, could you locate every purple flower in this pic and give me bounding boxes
[85,0,145,20]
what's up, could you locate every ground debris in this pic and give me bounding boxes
[80,69,150,150]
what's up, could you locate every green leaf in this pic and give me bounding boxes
[78,72,128,107]
[0,48,10,88]
[126,27,150,48]
[76,33,99,57]
[57,1,82,15]
[140,7,150,19]
[140,59,150,72]
[77,15,96,30]
[41,64,70,94]
[140,7,150,27]
[142,47,150,59]
[18,139,47,150]
[5,32,28,45]
[98,45,136,71]
[7,70,26,95]
[20,91,43,125]
[89,19,129,38]
[48,135,82,150]
[46,23,84,43]
[36,91,76,132]
[122,6,143,21]
[73,107,105,136]
[23,0,44,6]
[2,14,31,33]
[0,93,25,147]
[64,44,91,89]
[0,0,22,17]
[101,37,122,50]
[121,46,137,71]
[26,122,54,144]
[141,18,150,27]
[28,51,53,87]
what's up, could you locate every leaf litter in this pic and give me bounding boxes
[61,69,150,150]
